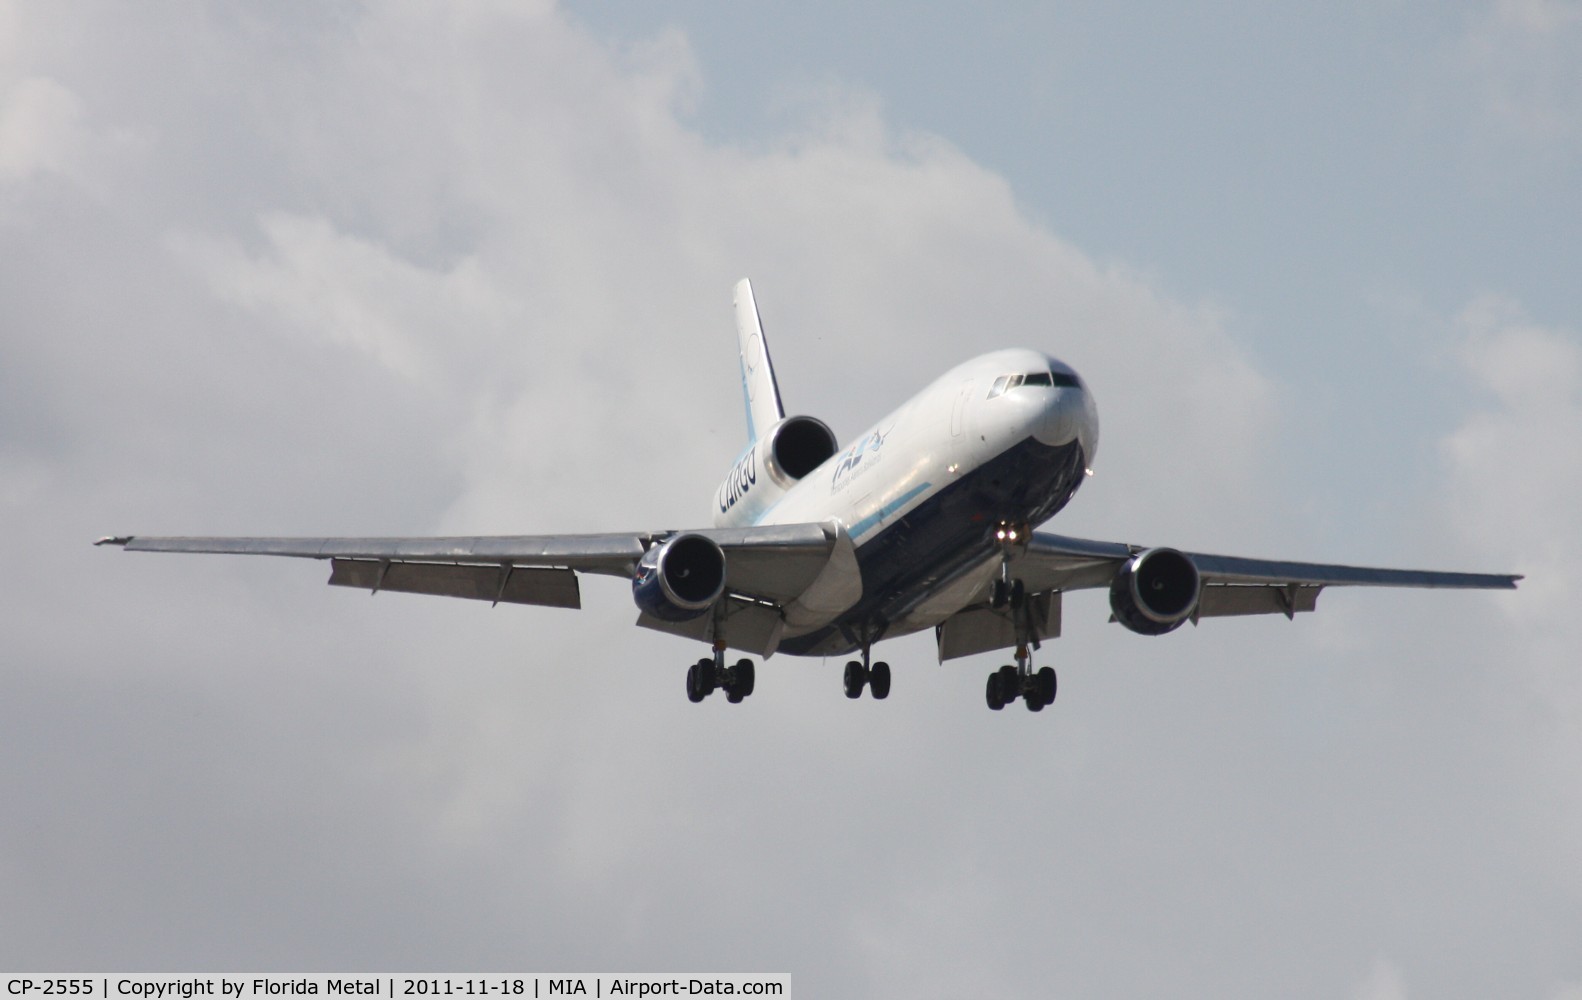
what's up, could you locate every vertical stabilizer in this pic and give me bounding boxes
[734,278,786,442]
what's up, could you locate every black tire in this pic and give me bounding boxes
[726,691,743,704]
[870,661,891,700]
[1026,690,1045,712]
[699,658,717,696]
[1010,579,1026,609]
[686,662,705,703]
[1037,666,1056,705]
[843,660,866,699]
[996,665,1018,699]
[991,579,1008,609]
[986,672,1005,710]
[734,659,756,698]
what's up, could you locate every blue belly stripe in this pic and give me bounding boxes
[848,482,934,541]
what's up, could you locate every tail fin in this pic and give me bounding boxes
[734,278,785,442]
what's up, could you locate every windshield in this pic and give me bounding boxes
[988,370,1081,398]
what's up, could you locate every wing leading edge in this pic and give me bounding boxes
[1013,529,1519,622]
[1018,531,1521,591]
[96,521,846,611]
[935,530,1518,661]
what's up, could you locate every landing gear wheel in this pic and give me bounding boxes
[843,660,866,699]
[869,661,891,700]
[732,659,755,698]
[985,671,1006,710]
[996,665,1018,700]
[1025,688,1046,712]
[686,660,707,703]
[1036,666,1056,705]
[991,579,1008,609]
[1009,578,1026,610]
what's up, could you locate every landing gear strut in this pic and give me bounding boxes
[990,521,1030,610]
[843,642,891,700]
[685,639,755,705]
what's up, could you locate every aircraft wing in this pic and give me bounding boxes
[1013,530,1520,621]
[95,521,845,611]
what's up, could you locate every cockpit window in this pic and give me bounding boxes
[987,370,1081,398]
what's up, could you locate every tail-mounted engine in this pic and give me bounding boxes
[632,532,728,622]
[713,415,838,528]
[1109,547,1202,635]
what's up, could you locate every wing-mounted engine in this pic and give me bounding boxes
[1109,547,1202,635]
[632,532,727,621]
[713,415,838,528]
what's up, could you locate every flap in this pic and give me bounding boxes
[935,592,1059,662]
[636,595,786,657]
[328,559,580,609]
[1194,583,1320,620]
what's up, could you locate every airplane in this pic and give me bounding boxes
[98,279,1521,712]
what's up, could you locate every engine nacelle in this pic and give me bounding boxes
[632,532,727,622]
[713,415,838,528]
[1109,547,1202,636]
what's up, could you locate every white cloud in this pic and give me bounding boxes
[1441,294,1582,898]
[1354,957,1410,1000]
[1459,0,1582,143]
[169,213,516,385]
[1443,295,1581,620]
[0,76,86,183]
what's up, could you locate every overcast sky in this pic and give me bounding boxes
[3,1,1579,996]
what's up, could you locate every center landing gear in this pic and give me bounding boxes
[984,645,1057,712]
[842,643,891,700]
[686,640,755,704]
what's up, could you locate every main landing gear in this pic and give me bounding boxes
[686,640,755,704]
[843,643,891,700]
[985,643,1056,712]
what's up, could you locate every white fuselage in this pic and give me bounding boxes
[714,349,1099,654]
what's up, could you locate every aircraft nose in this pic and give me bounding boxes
[1039,387,1082,445]
[1038,382,1100,462]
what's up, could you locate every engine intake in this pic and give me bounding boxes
[714,415,838,527]
[1109,547,1202,635]
[632,533,727,622]
[767,415,838,483]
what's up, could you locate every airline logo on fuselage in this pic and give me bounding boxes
[717,448,758,514]
[831,428,888,493]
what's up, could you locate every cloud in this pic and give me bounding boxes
[1354,958,1410,1000]
[0,76,86,183]
[1443,295,1579,619]
[1458,0,1582,144]
[1441,295,1582,897]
